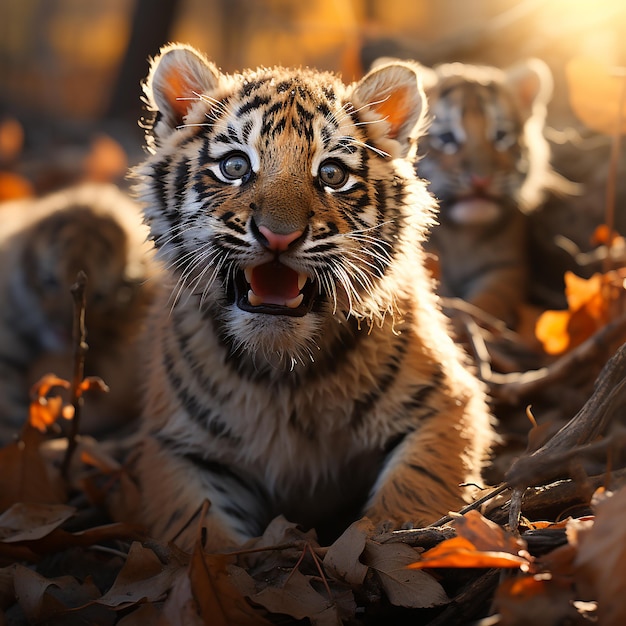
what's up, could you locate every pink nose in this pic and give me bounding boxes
[470,175,492,190]
[258,225,303,252]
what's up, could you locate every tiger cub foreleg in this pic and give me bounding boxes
[137,434,271,549]
[364,401,484,529]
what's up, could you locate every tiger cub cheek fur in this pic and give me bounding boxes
[133,44,494,550]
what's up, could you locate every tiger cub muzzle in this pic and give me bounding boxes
[231,220,315,317]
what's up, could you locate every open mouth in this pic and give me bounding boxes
[446,196,503,226]
[234,261,315,317]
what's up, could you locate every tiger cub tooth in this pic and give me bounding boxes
[244,267,253,285]
[297,273,307,291]
[248,290,263,306]
[285,294,304,309]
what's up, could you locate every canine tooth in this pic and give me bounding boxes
[248,290,264,306]
[285,294,304,309]
[298,273,307,290]
[244,267,253,285]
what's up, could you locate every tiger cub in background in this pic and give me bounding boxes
[132,44,494,550]
[396,59,572,328]
[0,184,158,443]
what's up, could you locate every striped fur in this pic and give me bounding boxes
[0,184,157,441]
[403,59,571,327]
[133,44,494,549]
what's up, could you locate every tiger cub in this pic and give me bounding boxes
[405,59,570,328]
[133,44,494,549]
[0,184,157,442]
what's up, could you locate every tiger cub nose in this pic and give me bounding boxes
[257,225,303,252]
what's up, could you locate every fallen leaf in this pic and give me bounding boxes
[322,518,372,586]
[189,544,269,626]
[494,573,581,626]
[409,536,531,570]
[453,510,528,556]
[97,542,182,609]
[251,568,342,626]
[116,603,162,626]
[12,565,110,624]
[0,425,67,512]
[0,503,75,542]
[535,270,625,354]
[363,540,449,608]
[573,487,626,626]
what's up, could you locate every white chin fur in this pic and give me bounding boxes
[224,307,324,369]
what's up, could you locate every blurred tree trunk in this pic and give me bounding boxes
[107,0,181,123]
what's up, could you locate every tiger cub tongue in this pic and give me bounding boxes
[245,262,305,307]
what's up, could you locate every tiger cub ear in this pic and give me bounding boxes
[505,58,553,118]
[144,43,220,138]
[350,61,427,158]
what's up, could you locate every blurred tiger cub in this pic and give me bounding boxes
[0,184,157,442]
[132,44,494,550]
[389,58,572,328]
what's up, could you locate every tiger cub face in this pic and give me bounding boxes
[11,185,153,354]
[0,184,158,438]
[135,44,430,368]
[416,59,555,226]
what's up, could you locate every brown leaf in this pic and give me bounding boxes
[0,503,75,543]
[566,57,626,135]
[573,487,626,626]
[189,544,269,626]
[12,565,109,624]
[493,574,581,626]
[251,568,342,626]
[160,571,206,626]
[322,518,372,586]
[116,603,162,626]
[362,540,449,608]
[453,510,528,556]
[97,542,182,609]
[0,426,67,512]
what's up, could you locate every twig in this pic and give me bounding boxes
[505,343,626,488]
[429,483,511,528]
[61,271,88,478]
[486,312,626,404]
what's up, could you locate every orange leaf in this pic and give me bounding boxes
[535,271,621,354]
[534,310,571,355]
[566,57,626,135]
[453,510,527,556]
[28,375,70,432]
[408,536,531,570]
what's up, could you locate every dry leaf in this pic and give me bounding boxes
[322,518,372,586]
[566,57,626,135]
[28,374,71,432]
[116,603,162,626]
[494,574,581,626]
[453,510,528,556]
[12,565,109,624]
[409,536,531,570]
[0,503,75,543]
[535,270,625,355]
[97,542,181,609]
[0,425,67,512]
[573,487,626,626]
[0,172,34,200]
[363,540,449,608]
[189,545,269,626]
[252,568,342,626]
